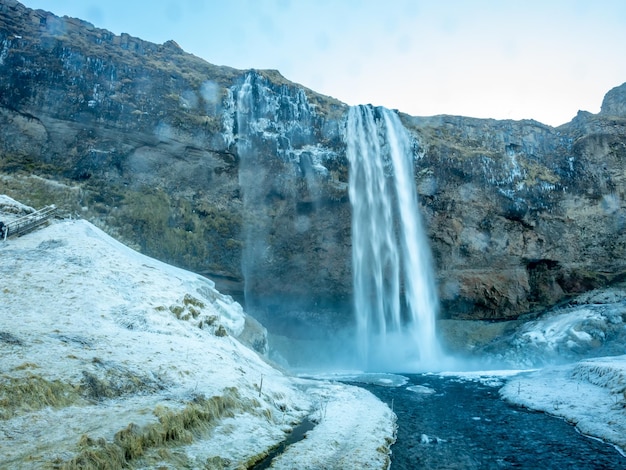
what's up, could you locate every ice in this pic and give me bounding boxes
[478,293,626,368]
[301,371,409,387]
[437,369,532,388]
[407,385,436,394]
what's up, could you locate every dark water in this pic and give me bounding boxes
[356,374,626,470]
[251,418,316,470]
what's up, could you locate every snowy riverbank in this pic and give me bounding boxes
[0,196,395,469]
[435,359,626,455]
[500,356,626,454]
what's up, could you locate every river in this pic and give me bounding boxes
[352,373,626,469]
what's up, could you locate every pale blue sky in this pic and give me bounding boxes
[19,0,626,126]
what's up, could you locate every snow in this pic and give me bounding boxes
[0,196,395,469]
[484,300,626,369]
[433,357,626,455]
[500,356,626,454]
[300,371,409,388]
[490,287,626,453]
[442,289,626,454]
[406,385,436,395]
[516,307,610,351]
[0,194,34,220]
[271,383,396,469]
[436,288,626,455]
[474,282,626,453]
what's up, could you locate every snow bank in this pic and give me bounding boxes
[478,287,626,368]
[500,356,626,453]
[0,194,34,220]
[495,284,626,454]
[272,382,396,469]
[0,206,395,469]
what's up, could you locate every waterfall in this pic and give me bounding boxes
[232,71,321,313]
[235,74,260,309]
[347,105,440,371]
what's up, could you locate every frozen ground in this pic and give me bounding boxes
[466,286,626,370]
[439,340,626,455]
[459,276,626,454]
[432,359,626,456]
[0,196,395,469]
[500,356,626,455]
[442,285,626,455]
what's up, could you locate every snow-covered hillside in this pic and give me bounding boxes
[3,193,624,465]
[476,286,626,369]
[0,196,395,469]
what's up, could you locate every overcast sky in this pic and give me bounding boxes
[20,0,626,126]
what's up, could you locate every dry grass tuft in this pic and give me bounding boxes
[0,374,82,419]
[183,294,205,309]
[60,436,126,470]
[80,364,163,401]
[214,325,228,337]
[204,455,234,469]
[60,388,242,469]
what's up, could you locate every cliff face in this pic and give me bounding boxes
[1,0,625,325]
[406,103,626,319]
[0,0,349,313]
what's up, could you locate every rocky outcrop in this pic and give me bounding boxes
[601,82,626,117]
[1,0,625,328]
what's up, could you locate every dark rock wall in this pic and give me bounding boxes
[0,0,247,283]
[1,0,625,324]
[404,102,626,319]
[228,71,350,309]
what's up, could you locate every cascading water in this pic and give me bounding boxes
[347,105,440,371]
[234,74,265,310]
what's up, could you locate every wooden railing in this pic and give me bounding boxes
[1,205,56,240]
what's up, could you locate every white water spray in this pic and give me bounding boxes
[347,105,440,371]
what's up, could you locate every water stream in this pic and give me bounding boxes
[357,374,626,469]
[346,105,440,371]
[250,418,316,470]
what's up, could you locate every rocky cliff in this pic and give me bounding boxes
[407,104,626,319]
[1,0,625,330]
